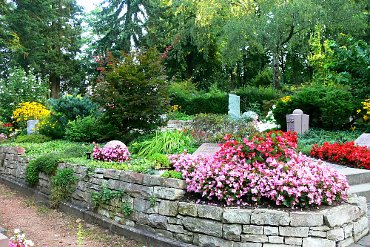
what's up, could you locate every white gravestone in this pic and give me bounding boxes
[27,120,39,135]
[355,133,370,149]
[286,109,309,135]
[228,94,241,119]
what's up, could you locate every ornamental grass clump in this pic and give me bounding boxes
[93,144,131,163]
[170,130,349,208]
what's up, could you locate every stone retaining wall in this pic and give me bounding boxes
[0,146,369,247]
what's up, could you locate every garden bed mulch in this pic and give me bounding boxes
[0,183,143,247]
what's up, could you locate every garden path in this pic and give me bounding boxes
[0,183,143,247]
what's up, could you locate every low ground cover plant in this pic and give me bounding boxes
[170,130,349,208]
[310,141,370,169]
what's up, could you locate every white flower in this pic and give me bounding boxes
[25,239,34,246]
[14,229,21,234]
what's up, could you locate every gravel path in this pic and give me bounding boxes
[0,183,144,247]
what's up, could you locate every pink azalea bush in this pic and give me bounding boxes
[93,144,131,162]
[170,130,349,208]
[9,229,34,247]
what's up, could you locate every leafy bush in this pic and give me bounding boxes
[49,94,100,122]
[161,170,183,179]
[65,116,100,142]
[190,114,257,144]
[91,185,123,209]
[170,130,349,208]
[273,84,355,130]
[50,168,77,208]
[130,130,197,157]
[249,67,273,87]
[93,144,131,163]
[93,49,169,133]
[148,153,171,169]
[0,67,48,121]
[310,142,370,169]
[15,134,51,143]
[25,153,61,186]
[38,113,67,139]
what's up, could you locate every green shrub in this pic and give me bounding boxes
[65,116,100,142]
[49,94,100,122]
[50,168,77,208]
[25,153,62,186]
[273,84,355,130]
[91,185,123,209]
[190,114,258,144]
[148,153,171,169]
[25,162,39,186]
[38,113,68,139]
[93,48,169,133]
[249,67,273,87]
[161,170,183,179]
[15,134,51,143]
[130,130,197,157]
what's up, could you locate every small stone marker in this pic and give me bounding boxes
[286,109,309,135]
[228,94,241,119]
[193,143,221,156]
[104,140,126,149]
[26,120,39,135]
[355,133,370,149]
[0,233,9,247]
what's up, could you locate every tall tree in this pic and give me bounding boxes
[7,0,84,98]
[91,0,151,54]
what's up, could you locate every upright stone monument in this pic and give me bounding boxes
[355,133,370,148]
[228,94,241,119]
[26,120,39,135]
[286,109,309,135]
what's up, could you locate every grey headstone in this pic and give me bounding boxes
[193,143,220,156]
[286,109,309,134]
[26,120,39,135]
[228,94,240,119]
[355,133,370,149]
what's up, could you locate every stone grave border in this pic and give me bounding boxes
[0,146,368,247]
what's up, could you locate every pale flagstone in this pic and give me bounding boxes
[354,133,370,148]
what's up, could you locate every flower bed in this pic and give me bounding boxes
[310,141,370,169]
[171,131,349,208]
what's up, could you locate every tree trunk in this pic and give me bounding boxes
[272,53,280,89]
[50,73,60,98]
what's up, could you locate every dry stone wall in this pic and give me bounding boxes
[0,146,368,247]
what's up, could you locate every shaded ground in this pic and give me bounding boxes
[0,183,144,247]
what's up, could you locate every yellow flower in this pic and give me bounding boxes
[281,96,291,103]
[12,102,50,123]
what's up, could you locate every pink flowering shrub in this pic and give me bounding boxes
[93,144,130,162]
[170,130,349,208]
[9,229,34,247]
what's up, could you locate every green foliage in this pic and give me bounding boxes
[273,84,355,130]
[50,168,77,208]
[297,128,362,155]
[25,162,39,187]
[148,153,171,169]
[38,113,67,139]
[161,170,183,180]
[91,185,123,209]
[130,130,197,157]
[121,202,133,217]
[32,153,61,176]
[49,94,100,122]
[0,67,48,121]
[15,134,51,143]
[190,114,257,144]
[249,67,273,87]
[93,49,169,133]
[65,116,100,142]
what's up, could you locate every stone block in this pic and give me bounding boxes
[195,234,232,247]
[197,204,223,221]
[251,209,290,226]
[132,211,150,225]
[147,214,167,229]
[337,237,354,247]
[233,243,262,247]
[268,236,283,243]
[241,234,268,243]
[279,226,309,237]
[327,227,344,241]
[223,224,242,241]
[264,244,298,247]
[166,224,185,234]
[264,226,278,235]
[160,177,186,189]
[323,204,361,227]
[0,233,8,247]
[158,200,178,216]
[343,223,353,238]
[353,215,368,234]
[354,228,369,242]
[290,211,323,226]
[103,169,120,179]
[284,237,302,245]
[302,237,335,247]
[178,202,197,217]
[223,208,251,224]
[120,171,144,184]
[243,225,264,234]
[142,174,161,186]
[175,233,194,244]
[153,186,185,200]
[182,217,223,237]
[121,182,153,198]
[347,196,368,214]
[133,197,157,214]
